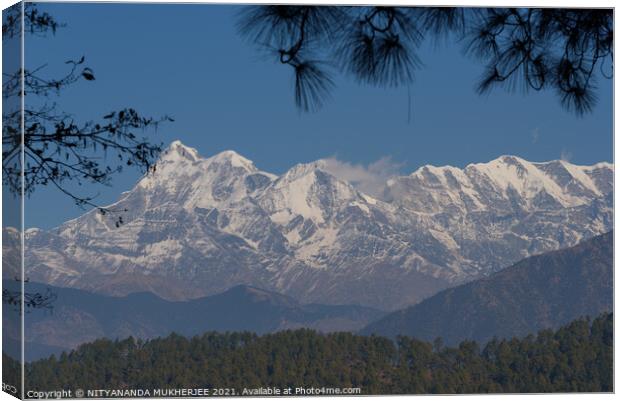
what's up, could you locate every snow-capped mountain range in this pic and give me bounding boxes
[6,141,613,310]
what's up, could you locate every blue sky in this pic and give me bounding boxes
[21,3,613,229]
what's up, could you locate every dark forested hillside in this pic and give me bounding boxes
[3,282,383,361]
[362,232,613,345]
[4,313,612,395]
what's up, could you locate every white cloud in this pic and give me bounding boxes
[560,149,573,162]
[321,156,404,197]
[531,127,540,144]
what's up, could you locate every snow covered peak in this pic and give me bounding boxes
[159,140,201,163]
[22,147,613,310]
[280,160,330,180]
[587,161,614,170]
[496,154,527,164]
[408,164,464,182]
[275,160,359,199]
[389,155,613,214]
[150,142,261,186]
[467,155,537,176]
[260,160,360,225]
[157,142,256,173]
[169,139,188,148]
[473,155,612,173]
[206,150,257,172]
[470,156,610,199]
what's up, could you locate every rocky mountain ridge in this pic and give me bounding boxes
[7,141,613,310]
[3,280,384,361]
[361,231,613,345]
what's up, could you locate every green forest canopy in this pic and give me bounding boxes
[4,313,612,395]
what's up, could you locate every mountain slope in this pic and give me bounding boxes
[9,141,613,310]
[361,231,613,345]
[3,281,384,361]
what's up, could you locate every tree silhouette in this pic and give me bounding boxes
[2,278,57,314]
[237,6,612,115]
[2,3,171,313]
[2,3,171,215]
